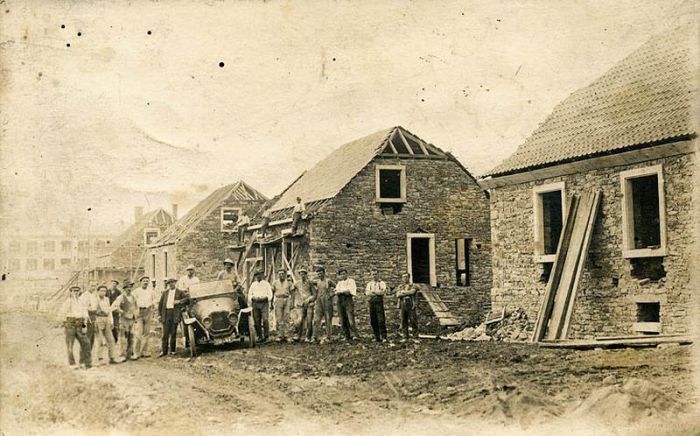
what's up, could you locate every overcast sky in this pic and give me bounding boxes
[0,0,696,236]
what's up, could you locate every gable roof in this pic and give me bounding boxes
[268,126,456,213]
[154,181,267,246]
[486,25,697,178]
[97,208,173,256]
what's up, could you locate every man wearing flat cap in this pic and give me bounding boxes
[158,277,188,357]
[178,264,200,293]
[59,285,91,368]
[292,268,315,342]
[110,280,138,360]
[271,269,295,342]
[177,265,200,348]
[107,279,121,343]
[133,275,156,358]
[248,269,273,342]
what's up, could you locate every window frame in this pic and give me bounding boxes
[220,207,242,232]
[620,164,667,259]
[143,227,161,246]
[532,182,566,263]
[455,238,471,287]
[375,164,407,203]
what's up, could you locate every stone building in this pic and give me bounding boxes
[235,126,492,326]
[481,26,697,339]
[91,207,175,283]
[147,181,267,287]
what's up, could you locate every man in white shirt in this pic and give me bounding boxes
[178,264,200,292]
[59,285,91,368]
[133,275,156,358]
[216,258,239,283]
[335,269,358,341]
[248,270,273,342]
[93,285,121,364]
[79,283,99,349]
[365,270,388,342]
[158,277,188,357]
[291,197,306,235]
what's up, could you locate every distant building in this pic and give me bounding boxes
[147,181,267,287]
[236,126,492,326]
[0,233,113,296]
[481,26,697,339]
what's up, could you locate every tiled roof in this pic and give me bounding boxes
[154,181,267,246]
[268,127,395,212]
[267,126,454,213]
[486,25,697,177]
[97,208,174,256]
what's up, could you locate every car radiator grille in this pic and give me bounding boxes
[210,311,231,332]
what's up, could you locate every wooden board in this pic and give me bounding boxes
[416,284,461,326]
[534,191,602,342]
[539,336,692,350]
[532,195,580,342]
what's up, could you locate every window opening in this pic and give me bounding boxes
[455,238,471,286]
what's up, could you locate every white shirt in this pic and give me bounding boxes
[133,286,156,308]
[248,280,273,304]
[237,215,251,226]
[336,278,357,296]
[79,291,99,311]
[365,280,387,297]
[178,275,200,291]
[60,295,88,319]
[165,288,176,309]
[293,202,306,213]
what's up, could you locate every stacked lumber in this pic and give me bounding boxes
[533,191,601,342]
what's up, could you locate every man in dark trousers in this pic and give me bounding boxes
[395,273,420,341]
[247,270,272,342]
[158,277,188,356]
[365,270,388,342]
[106,279,121,343]
[334,269,358,341]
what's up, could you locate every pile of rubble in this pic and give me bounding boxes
[446,308,532,342]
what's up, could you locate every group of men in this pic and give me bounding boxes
[59,264,202,369]
[245,266,421,345]
[60,258,422,368]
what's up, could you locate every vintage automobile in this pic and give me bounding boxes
[181,280,255,356]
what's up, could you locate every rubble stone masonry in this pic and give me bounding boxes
[306,155,492,328]
[489,147,695,339]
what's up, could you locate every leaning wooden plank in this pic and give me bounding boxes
[532,195,580,342]
[560,190,601,339]
[546,192,595,341]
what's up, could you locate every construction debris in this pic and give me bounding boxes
[445,308,531,342]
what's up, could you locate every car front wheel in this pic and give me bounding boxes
[187,324,198,357]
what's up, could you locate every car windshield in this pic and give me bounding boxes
[187,280,235,298]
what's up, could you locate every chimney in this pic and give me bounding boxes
[171,203,178,220]
[134,206,144,222]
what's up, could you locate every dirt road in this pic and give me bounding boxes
[1,310,698,435]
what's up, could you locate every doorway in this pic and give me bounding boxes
[407,233,436,286]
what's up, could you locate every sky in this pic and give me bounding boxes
[0,0,696,236]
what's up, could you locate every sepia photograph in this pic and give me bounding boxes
[0,0,698,434]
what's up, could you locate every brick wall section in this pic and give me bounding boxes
[489,149,695,339]
[147,199,265,286]
[307,155,492,328]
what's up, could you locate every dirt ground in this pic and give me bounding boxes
[1,310,698,436]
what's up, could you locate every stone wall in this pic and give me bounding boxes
[489,148,695,339]
[307,155,492,327]
[147,198,265,286]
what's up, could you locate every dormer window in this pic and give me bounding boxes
[376,164,406,203]
[144,228,160,246]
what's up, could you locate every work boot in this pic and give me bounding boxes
[158,352,167,358]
